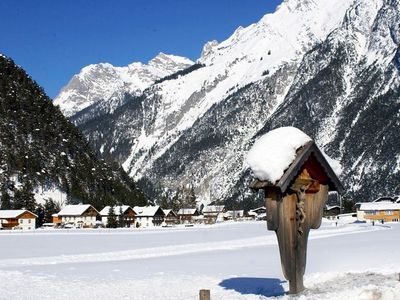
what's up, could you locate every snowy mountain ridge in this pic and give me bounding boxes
[119,0,354,177]
[59,0,399,207]
[54,53,194,117]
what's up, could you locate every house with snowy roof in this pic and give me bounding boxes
[0,210,37,230]
[224,210,244,220]
[324,205,340,217]
[99,205,136,227]
[202,205,225,224]
[57,204,99,228]
[133,206,165,227]
[248,206,267,219]
[163,209,179,225]
[177,208,200,224]
[357,202,400,223]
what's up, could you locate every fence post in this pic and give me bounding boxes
[199,289,210,300]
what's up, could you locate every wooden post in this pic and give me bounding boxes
[199,289,210,300]
[265,172,328,294]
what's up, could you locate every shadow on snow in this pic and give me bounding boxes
[219,277,286,297]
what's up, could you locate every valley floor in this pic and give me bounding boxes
[0,220,399,299]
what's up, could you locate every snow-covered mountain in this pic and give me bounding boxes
[59,0,400,207]
[54,53,194,117]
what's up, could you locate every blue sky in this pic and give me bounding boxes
[0,0,282,99]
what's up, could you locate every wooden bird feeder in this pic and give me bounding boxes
[250,140,343,294]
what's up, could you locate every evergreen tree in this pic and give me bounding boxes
[118,206,125,228]
[35,204,45,228]
[107,206,117,228]
[0,189,12,209]
[159,190,170,209]
[171,189,182,212]
[43,198,59,223]
[14,180,36,211]
[186,185,196,208]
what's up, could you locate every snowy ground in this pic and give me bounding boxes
[0,220,399,299]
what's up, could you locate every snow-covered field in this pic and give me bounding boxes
[0,220,399,299]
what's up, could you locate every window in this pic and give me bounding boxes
[19,219,23,224]
[385,210,393,215]
[28,219,31,223]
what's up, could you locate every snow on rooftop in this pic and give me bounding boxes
[133,206,162,217]
[359,202,400,211]
[99,206,131,216]
[246,127,312,183]
[58,204,93,216]
[202,205,225,213]
[0,210,36,219]
[177,208,197,215]
[162,209,175,216]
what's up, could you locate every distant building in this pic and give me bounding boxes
[0,210,37,230]
[57,204,99,228]
[224,210,244,220]
[177,208,200,224]
[163,209,179,225]
[202,205,225,224]
[248,207,267,220]
[324,205,340,217]
[52,213,62,226]
[99,205,136,227]
[134,206,165,227]
[357,202,400,223]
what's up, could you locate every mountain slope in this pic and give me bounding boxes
[54,53,194,119]
[0,55,147,210]
[59,0,399,206]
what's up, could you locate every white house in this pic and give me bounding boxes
[248,206,267,220]
[224,210,244,220]
[0,210,37,230]
[99,205,136,227]
[57,204,99,228]
[133,206,165,227]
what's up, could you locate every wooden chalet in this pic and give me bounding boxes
[250,140,343,294]
[357,202,400,223]
[99,205,136,227]
[163,209,179,225]
[0,210,37,230]
[202,205,225,224]
[57,204,100,228]
[177,208,200,224]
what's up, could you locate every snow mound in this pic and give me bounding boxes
[246,127,312,183]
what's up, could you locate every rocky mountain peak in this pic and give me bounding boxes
[54,53,193,117]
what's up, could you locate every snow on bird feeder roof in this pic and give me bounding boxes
[246,127,312,183]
